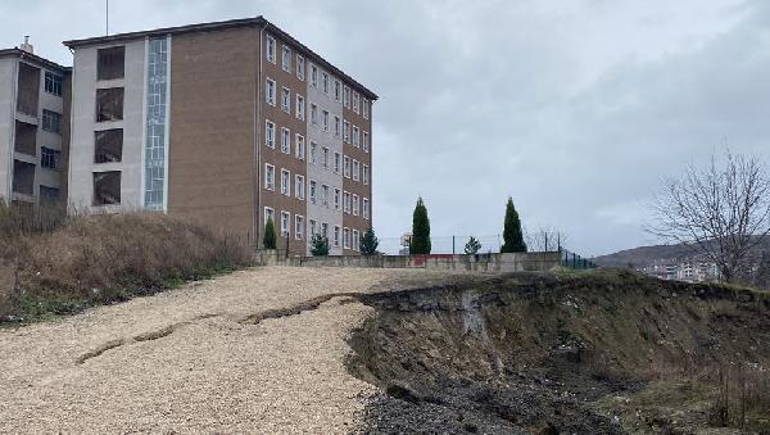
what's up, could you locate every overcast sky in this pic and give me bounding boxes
[2,0,768,256]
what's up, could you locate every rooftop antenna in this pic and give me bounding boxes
[105,0,110,36]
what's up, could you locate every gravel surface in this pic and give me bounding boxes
[0,266,443,434]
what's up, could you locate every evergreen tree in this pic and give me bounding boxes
[410,197,431,255]
[464,236,482,255]
[501,197,527,253]
[360,227,380,256]
[263,217,277,250]
[310,234,330,256]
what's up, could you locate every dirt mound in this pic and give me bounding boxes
[347,270,770,434]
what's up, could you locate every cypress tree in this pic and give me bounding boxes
[410,197,431,255]
[360,227,380,256]
[310,234,330,256]
[501,197,527,253]
[263,217,277,250]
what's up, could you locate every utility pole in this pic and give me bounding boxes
[106,0,110,36]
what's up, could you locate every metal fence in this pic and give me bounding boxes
[561,249,598,270]
[377,235,507,255]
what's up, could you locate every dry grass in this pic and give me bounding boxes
[0,203,253,322]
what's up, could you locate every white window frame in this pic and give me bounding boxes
[296,55,305,81]
[266,35,276,63]
[309,180,317,204]
[363,131,369,153]
[281,127,291,154]
[281,87,291,113]
[264,207,275,226]
[322,71,329,94]
[281,169,291,197]
[363,164,369,185]
[363,198,370,220]
[353,91,360,114]
[321,184,330,207]
[353,194,359,216]
[343,86,351,108]
[310,103,318,126]
[322,146,330,169]
[296,134,305,160]
[310,64,318,87]
[310,141,318,165]
[334,188,341,210]
[353,229,360,251]
[344,156,351,178]
[266,78,276,106]
[310,219,318,237]
[334,116,341,138]
[343,191,351,214]
[363,98,369,119]
[282,45,291,72]
[264,164,275,191]
[334,152,341,174]
[343,227,351,249]
[343,120,350,143]
[295,174,305,200]
[352,126,360,148]
[280,211,290,237]
[296,95,305,120]
[294,215,304,240]
[334,226,341,247]
[353,160,360,182]
[334,80,342,102]
[322,110,329,132]
[265,120,275,148]
[321,222,329,238]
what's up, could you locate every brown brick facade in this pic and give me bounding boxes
[342,93,373,254]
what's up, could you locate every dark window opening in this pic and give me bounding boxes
[12,160,35,196]
[40,186,61,204]
[41,147,61,171]
[14,121,37,156]
[97,46,126,81]
[44,71,63,97]
[16,62,40,116]
[42,110,62,134]
[94,129,123,163]
[96,88,124,122]
[93,171,121,206]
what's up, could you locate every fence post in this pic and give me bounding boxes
[452,236,455,255]
[285,235,289,260]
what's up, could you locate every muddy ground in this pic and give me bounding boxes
[346,270,770,434]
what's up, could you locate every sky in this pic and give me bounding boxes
[2,0,768,256]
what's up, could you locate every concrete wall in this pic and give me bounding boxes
[306,66,344,255]
[258,252,562,273]
[68,40,146,212]
[35,63,66,198]
[0,58,15,201]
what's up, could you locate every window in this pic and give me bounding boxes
[363,198,370,219]
[265,164,275,190]
[334,80,342,102]
[353,160,360,181]
[363,99,370,119]
[353,91,360,114]
[295,134,305,160]
[322,146,329,169]
[353,194,360,216]
[334,116,341,138]
[41,147,61,171]
[97,46,125,81]
[343,227,351,249]
[363,164,369,185]
[282,46,291,72]
[295,174,305,200]
[266,35,276,63]
[322,71,329,94]
[280,211,290,237]
[40,186,60,204]
[281,169,290,196]
[295,215,304,240]
[343,86,351,108]
[281,127,291,154]
[42,110,63,134]
[94,129,123,163]
[310,141,318,164]
[96,88,123,122]
[344,156,351,178]
[322,222,329,238]
[310,64,318,87]
[363,131,370,152]
[353,229,360,251]
[322,184,330,206]
[334,188,341,210]
[44,72,63,97]
[310,219,317,237]
[93,171,121,205]
[343,120,350,143]
[334,226,341,247]
[264,207,275,226]
[334,152,341,174]
[309,180,317,204]
[296,95,305,120]
[352,126,360,147]
[322,110,329,132]
[296,55,305,80]
[265,120,275,148]
[310,103,318,126]
[266,78,276,106]
[281,87,291,113]
[343,191,351,213]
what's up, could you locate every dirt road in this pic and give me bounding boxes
[0,267,440,433]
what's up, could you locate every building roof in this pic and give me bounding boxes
[0,48,70,72]
[63,16,378,100]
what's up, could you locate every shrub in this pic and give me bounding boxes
[263,217,277,250]
[360,227,380,256]
[310,234,330,256]
[501,197,527,253]
[410,197,431,255]
[464,236,482,255]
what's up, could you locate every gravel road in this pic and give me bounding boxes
[0,266,446,434]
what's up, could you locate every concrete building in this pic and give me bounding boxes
[0,39,70,206]
[63,17,376,255]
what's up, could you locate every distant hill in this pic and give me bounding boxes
[595,237,770,269]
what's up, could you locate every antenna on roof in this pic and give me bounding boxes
[105,0,110,36]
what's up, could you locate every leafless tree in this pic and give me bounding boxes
[648,150,770,283]
[526,227,569,252]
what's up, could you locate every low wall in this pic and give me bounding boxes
[256,251,561,273]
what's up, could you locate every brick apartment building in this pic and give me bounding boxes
[0,40,70,206]
[58,17,376,255]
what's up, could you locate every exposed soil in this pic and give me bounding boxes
[346,270,770,434]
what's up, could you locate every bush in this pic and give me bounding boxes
[360,227,380,256]
[0,210,253,323]
[310,234,330,256]
[464,236,482,255]
[410,197,431,255]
